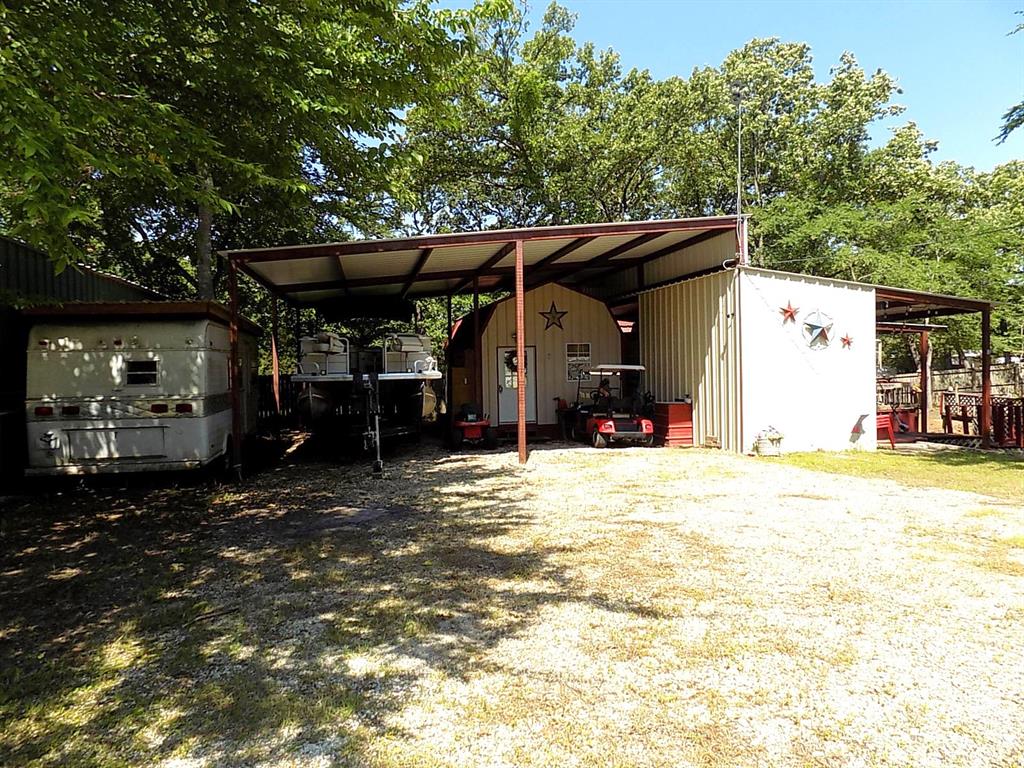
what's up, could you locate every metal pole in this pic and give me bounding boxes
[981,306,992,444]
[514,240,527,464]
[271,297,281,417]
[919,329,929,434]
[735,92,742,220]
[227,257,243,476]
[446,293,453,410]
[473,278,481,408]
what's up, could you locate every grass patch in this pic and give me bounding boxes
[780,450,1023,503]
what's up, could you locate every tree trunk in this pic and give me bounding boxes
[195,168,214,300]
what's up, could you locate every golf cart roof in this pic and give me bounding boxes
[589,364,646,375]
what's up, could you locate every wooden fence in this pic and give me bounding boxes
[941,391,1024,448]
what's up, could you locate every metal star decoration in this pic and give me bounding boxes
[539,301,568,330]
[841,334,853,349]
[802,310,833,349]
[779,301,799,324]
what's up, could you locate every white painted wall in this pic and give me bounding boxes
[738,268,877,453]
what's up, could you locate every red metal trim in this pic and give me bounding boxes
[473,278,481,408]
[514,240,527,464]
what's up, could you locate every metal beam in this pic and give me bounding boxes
[452,242,515,295]
[981,306,992,444]
[920,330,930,434]
[514,240,527,464]
[528,236,596,271]
[473,278,481,408]
[581,228,727,285]
[400,248,433,299]
[526,232,664,290]
[335,256,350,297]
[227,258,242,478]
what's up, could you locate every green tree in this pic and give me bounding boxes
[0,0,496,297]
[996,13,1023,144]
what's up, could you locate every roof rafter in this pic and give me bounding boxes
[399,248,432,299]
[524,232,664,291]
[451,242,515,294]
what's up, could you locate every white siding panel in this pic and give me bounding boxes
[481,284,622,425]
[737,268,877,452]
[639,271,743,451]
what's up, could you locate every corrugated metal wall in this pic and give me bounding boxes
[0,236,155,302]
[639,270,743,451]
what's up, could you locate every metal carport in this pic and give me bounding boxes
[221,216,748,467]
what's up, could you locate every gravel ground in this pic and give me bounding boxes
[2,442,1023,767]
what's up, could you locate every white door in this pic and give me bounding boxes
[497,346,537,424]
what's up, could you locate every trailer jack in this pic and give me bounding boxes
[356,372,385,475]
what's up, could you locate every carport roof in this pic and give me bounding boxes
[221,217,742,308]
[874,284,991,322]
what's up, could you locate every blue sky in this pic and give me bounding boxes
[444,0,1024,170]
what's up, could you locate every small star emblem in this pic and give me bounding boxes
[802,310,834,349]
[841,334,853,348]
[779,301,799,324]
[539,301,567,330]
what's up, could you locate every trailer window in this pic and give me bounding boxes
[126,359,159,386]
[566,343,591,382]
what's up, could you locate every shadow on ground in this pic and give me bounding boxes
[0,437,616,766]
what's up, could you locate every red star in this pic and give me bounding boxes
[841,334,853,348]
[779,301,799,323]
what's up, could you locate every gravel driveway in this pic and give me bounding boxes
[2,443,1022,767]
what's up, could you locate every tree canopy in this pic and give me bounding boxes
[400,3,1023,360]
[1,1,1021,364]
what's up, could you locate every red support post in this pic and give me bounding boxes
[514,240,527,464]
[228,257,243,475]
[446,293,453,412]
[473,278,481,408]
[919,330,929,434]
[271,297,281,417]
[981,306,992,445]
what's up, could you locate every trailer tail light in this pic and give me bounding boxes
[61,405,80,416]
[34,406,54,416]
[150,403,169,414]
[174,403,193,414]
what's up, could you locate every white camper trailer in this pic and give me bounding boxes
[23,302,259,475]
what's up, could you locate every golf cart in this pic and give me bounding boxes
[562,364,655,448]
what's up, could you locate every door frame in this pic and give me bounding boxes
[496,345,537,425]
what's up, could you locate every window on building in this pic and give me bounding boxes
[125,359,159,386]
[566,342,591,382]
